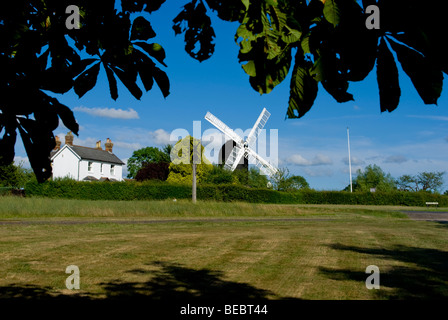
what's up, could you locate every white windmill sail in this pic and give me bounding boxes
[205,112,244,146]
[246,148,278,177]
[224,145,245,171]
[204,108,278,178]
[246,108,270,148]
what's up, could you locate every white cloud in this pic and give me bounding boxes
[149,129,172,146]
[286,154,332,166]
[113,141,143,150]
[342,156,365,166]
[407,115,448,121]
[384,155,408,164]
[286,154,310,166]
[304,168,334,177]
[74,106,139,119]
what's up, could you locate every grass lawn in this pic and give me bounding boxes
[0,196,447,301]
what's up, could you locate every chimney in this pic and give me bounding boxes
[65,132,74,146]
[54,136,61,151]
[96,140,102,150]
[105,138,113,153]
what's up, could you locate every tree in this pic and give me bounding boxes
[270,167,310,192]
[286,175,310,191]
[174,0,448,118]
[0,161,34,188]
[135,162,170,182]
[127,146,171,179]
[203,164,234,185]
[351,164,396,192]
[3,1,448,182]
[1,1,170,182]
[247,167,269,188]
[167,136,212,184]
[417,172,445,193]
[396,174,419,192]
[397,171,445,193]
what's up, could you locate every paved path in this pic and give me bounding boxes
[0,217,337,225]
[401,211,448,222]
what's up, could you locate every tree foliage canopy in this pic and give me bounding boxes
[0,161,34,188]
[396,172,445,193]
[270,167,310,191]
[350,164,396,192]
[167,136,212,184]
[135,162,170,182]
[1,0,169,182]
[127,146,171,179]
[175,0,447,119]
[2,0,447,182]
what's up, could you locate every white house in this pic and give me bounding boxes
[50,132,124,181]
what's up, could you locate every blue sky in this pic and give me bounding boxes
[14,1,448,190]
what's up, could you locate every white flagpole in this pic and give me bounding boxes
[347,127,353,193]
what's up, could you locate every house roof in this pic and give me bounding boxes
[51,145,125,165]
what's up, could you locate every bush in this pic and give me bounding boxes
[24,180,448,206]
[135,162,170,181]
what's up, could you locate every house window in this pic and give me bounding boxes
[100,163,103,174]
[110,165,115,175]
[88,161,93,172]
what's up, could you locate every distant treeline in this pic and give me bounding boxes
[24,180,448,207]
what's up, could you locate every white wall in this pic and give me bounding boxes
[79,160,123,181]
[52,148,79,180]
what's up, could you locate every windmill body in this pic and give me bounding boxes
[204,108,278,178]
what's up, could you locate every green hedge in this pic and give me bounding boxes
[24,180,448,206]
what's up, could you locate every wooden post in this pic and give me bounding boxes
[192,163,197,203]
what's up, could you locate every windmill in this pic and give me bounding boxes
[204,108,278,177]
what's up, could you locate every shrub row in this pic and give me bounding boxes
[24,180,448,206]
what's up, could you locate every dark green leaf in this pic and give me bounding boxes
[389,37,443,105]
[53,100,79,135]
[122,0,166,13]
[134,42,167,67]
[287,56,318,119]
[34,103,59,132]
[39,69,74,94]
[112,66,143,100]
[376,38,401,113]
[73,59,100,77]
[104,63,118,100]
[173,1,216,62]
[242,60,256,77]
[130,16,156,41]
[17,118,54,183]
[323,0,340,27]
[74,62,101,98]
[245,44,292,94]
[322,79,354,103]
[153,67,170,98]
[312,50,354,103]
[0,115,17,166]
[206,0,247,22]
[39,58,98,94]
